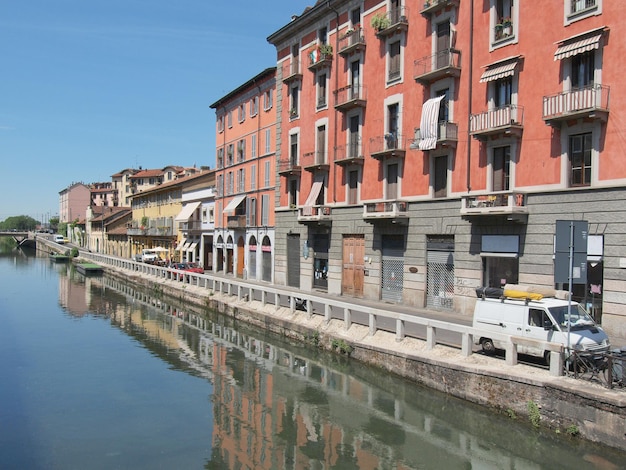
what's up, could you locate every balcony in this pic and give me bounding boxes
[127,220,174,237]
[414,49,461,85]
[302,151,330,172]
[277,159,302,177]
[298,205,332,224]
[307,46,333,71]
[282,59,302,84]
[543,85,609,126]
[372,7,409,38]
[338,27,366,56]
[334,85,367,112]
[363,201,408,222]
[179,220,202,233]
[334,144,364,166]
[370,134,406,160]
[420,0,460,17]
[227,215,247,229]
[410,121,458,150]
[460,192,528,220]
[470,105,524,141]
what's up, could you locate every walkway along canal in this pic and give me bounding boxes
[39,239,626,451]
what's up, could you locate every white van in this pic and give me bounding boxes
[140,249,159,264]
[473,287,610,362]
[54,234,65,244]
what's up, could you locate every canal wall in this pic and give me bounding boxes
[93,264,626,453]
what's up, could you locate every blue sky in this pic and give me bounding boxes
[0,0,312,222]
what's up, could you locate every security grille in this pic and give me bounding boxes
[426,250,454,310]
[381,235,404,303]
[249,250,257,279]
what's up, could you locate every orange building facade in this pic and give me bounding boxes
[210,68,277,282]
[266,0,626,338]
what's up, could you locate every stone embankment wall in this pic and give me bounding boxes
[102,264,626,452]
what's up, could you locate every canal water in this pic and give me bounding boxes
[1,245,625,470]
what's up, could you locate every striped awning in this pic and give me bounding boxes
[479,59,519,83]
[554,30,604,60]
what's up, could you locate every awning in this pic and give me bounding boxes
[223,194,246,213]
[554,29,604,60]
[175,201,201,221]
[187,242,198,252]
[177,238,187,250]
[302,179,324,216]
[178,242,190,251]
[418,95,445,151]
[479,57,520,82]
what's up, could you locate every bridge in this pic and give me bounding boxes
[0,230,38,248]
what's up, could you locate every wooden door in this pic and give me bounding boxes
[342,235,364,297]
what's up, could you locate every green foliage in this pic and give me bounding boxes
[0,215,39,231]
[566,425,580,437]
[527,400,541,428]
[70,247,79,258]
[58,222,68,236]
[371,13,390,31]
[505,408,517,420]
[331,338,353,355]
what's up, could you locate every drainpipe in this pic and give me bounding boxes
[466,0,474,192]
[328,0,339,203]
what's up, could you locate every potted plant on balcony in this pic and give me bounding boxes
[371,13,390,33]
[289,108,298,118]
[319,43,333,57]
[502,17,512,36]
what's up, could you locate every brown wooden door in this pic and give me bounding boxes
[342,235,364,297]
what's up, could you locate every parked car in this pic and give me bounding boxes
[140,249,160,264]
[54,234,65,244]
[184,262,204,274]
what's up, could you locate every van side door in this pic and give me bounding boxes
[523,308,552,357]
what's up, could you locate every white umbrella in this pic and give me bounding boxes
[152,247,169,252]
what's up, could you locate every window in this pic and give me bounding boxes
[261,195,270,226]
[264,161,271,187]
[433,155,448,198]
[238,104,245,123]
[227,110,233,128]
[350,7,361,27]
[288,179,298,207]
[290,134,299,166]
[250,96,258,116]
[264,129,271,155]
[437,88,450,123]
[237,139,246,162]
[494,77,512,107]
[227,144,234,166]
[386,162,398,200]
[318,26,328,45]
[348,169,359,205]
[317,72,327,108]
[227,171,234,195]
[388,40,401,82]
[217,175,223,197]
[202,207,207,223]
[387,103,400,149]
[570,0,597,15]
[492,0,517,43]
[217,148,224,169]
[492,146,511,191]
[209,208,214,223]
[317,125,327,164]
[349,115,360,158]
[290,86,299,118]
[218,116,224,133]
[251,134,257,159]
[263,89,273,110]
[237,168,245,192]
[570,133,592,187]
[248,197,256,227]
[250,165,256,191]
[484,256,518,288]
[571,51,594,89]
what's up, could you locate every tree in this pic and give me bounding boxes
[0,215,39,231]
[49,216,59,231]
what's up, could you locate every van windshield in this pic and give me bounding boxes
[548,304,595,330]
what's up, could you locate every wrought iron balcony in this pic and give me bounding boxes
[302,151,330,172]
[420,0,460,17]
[179,220,202,232]
[298,205,332,224]
[372,7,409,38]
[277,158,301,176]
[370,134,406,160]
[470,105,524,140]
[542,84,609,126]
[334,144,364,166]
[460,192,528,218]
[414,48,461,85]
[307,48,333,71]
[338,27,366,56]
[282,58,302,83]
[334,85,367,112]
[363,201,408,221]
[410,121,458,150]
[227,215,247,229]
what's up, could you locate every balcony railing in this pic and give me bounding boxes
[470,105,524,140]
[363,201,408,221]
[410,121,458,150]
[372,7,409,38]
[308,48,333,71]
[370,134,406,160]
[334,143,364,166]
[334,85,367,111]
[414,48,461,84]
[542,84,609,125]
[421,0,460,17]
[338,27,366,56]
[282,58,302,83]
[277,159,302,176]
[227,215,247,229]
[298,205,332,223]
[460,192,528,217]
[179,220,202,232]
[302,151,330,172]
[127,219,174,237]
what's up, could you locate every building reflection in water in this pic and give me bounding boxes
[52,269,622,470]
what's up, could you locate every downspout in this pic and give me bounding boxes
[328,0,339,203]
[466,0,474,192]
